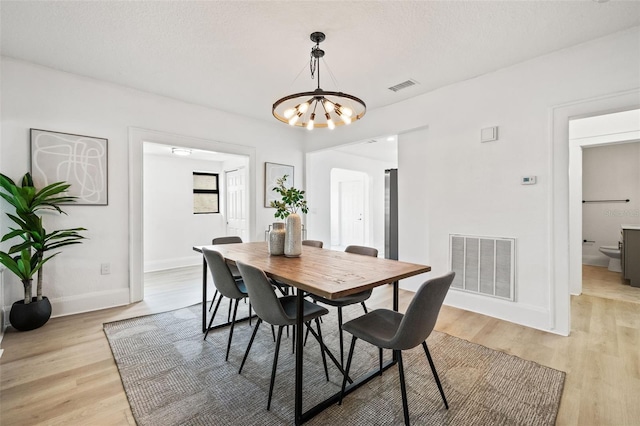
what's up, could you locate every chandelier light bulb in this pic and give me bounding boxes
[289,113,301,126]
[323,99,335,110]
[307,113,315,130]
[339,105,353,118]
[284,108,295,119]
[336,110,352,125]
[325,113,335,130]
[298,102,309,114]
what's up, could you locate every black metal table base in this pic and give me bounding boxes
[294,281,400,425]
[204,313,257,333]
[299,358,397,423]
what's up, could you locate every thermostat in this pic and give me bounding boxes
[521,176,537,185]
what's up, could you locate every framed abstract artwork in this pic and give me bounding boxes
[264,162,293,208]
[30,129,108,205]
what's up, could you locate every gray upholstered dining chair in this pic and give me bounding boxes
[212,236,243,279]
[309,245,377,367]
[236,260,330,411]
[302,239,324,248]
[338,271,455,426]
[202,248,249,361]
[209,236,243,313]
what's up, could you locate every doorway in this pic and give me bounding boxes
[129,127,256,303]
[570,109,640,303]
[141,142,249,300]
[550,89,639,336]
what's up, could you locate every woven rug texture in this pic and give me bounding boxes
[103,302,565,425]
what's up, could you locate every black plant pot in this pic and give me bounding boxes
[9,297,52,331]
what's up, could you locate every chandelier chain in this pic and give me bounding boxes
[310,47,317,80]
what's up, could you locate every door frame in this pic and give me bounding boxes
[551,89,639,336]
[128,127,256,303]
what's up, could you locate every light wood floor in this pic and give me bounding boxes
[582,264,640,304]
[1,265,638,425]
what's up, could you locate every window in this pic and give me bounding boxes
[193,172,219,214]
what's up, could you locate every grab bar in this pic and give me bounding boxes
[583,199,629,203]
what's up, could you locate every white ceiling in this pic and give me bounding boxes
[1,1,639,126]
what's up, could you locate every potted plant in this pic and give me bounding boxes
[270,175,308,257]
[0,173,86,331]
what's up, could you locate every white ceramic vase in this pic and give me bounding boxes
[268,222,285,255]
[284,213,302,257]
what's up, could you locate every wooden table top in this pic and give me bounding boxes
[194,242,431,300]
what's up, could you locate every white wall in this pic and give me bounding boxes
[1,57,304,318]
[582,142,640,266]
[306,149,396,253]
[303,27,640,335]
[143,154,228,272]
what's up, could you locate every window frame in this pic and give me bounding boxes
[193,171,220,214]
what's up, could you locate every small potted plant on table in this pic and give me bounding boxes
[270,175,308,257]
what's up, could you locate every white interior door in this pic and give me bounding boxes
[339,180,365,246]
[226,168,248,240]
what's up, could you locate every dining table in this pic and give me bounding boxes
[193,241,431,425]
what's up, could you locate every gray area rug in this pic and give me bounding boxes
[104,302,565,425]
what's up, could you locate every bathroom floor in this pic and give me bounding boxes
[582,264,640,304]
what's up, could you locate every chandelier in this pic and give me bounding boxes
[272,32,366,130]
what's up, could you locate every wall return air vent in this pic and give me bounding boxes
[449,234,516,301]
[388,79,419,92]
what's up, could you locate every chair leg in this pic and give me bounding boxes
[422,342,448,409]
[267,326,284,411]
[271,324,276,342]
[248,301,252,326]
[396,350,410,426]
[339,336,357,405]
[361,301,368,314]
[239,318,262,374]
[227,299,232,322]
[208,289,218,311]
[225,299,240,361]
[211,295,223,319]
[379,347,383,376]
[338,307,344,368]
[204,295,224,340]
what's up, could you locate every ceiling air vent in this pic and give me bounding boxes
[388,79,419,93]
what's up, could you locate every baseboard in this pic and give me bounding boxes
[144,256,201,273]
[442,289,563,335]
[49,288,131,318]
[582,256,609,267]
[2,289,131,330]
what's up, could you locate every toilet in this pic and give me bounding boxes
[599,245,622,272]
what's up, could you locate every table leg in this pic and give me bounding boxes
[202,257,208,333]
[393,280,398,362]
[295,289,304,425]
[393,280,399,312]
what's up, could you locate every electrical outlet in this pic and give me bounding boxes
[101,263,111,275]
